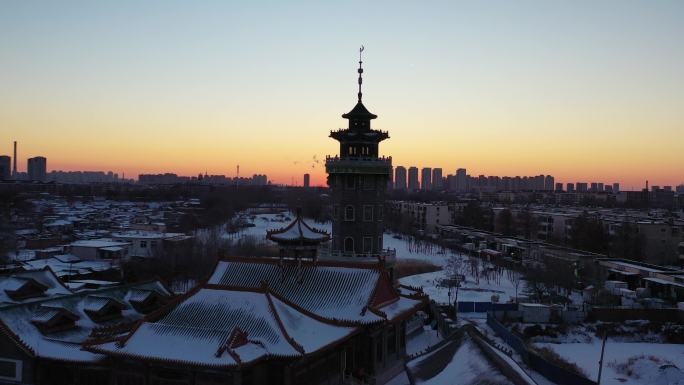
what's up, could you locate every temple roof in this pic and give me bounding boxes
[208,258,424,325]
[90,288,356,368]
[342,101,377,120]
[87,257,427,368]
[266,210,330,245]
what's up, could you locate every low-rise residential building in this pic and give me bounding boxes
[387,201,450,232]
[110,231,191,259]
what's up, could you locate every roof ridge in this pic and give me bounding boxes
[0,279,168,311]
[264,291,305,355]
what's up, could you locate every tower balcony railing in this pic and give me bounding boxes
[325,155,392,165]
[329,128,390,136]
[318,246,396,265]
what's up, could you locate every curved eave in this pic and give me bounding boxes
[267,235,330,244]
[341,102,378,120]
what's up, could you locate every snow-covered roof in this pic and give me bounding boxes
[0,268,72,306]
[22,256,116,279]
[0,280,171,363]
[111,231,185,240]
[266,213,329,244]
[70,239,130,249]
[90,288,355,368]
[208,259,423,324]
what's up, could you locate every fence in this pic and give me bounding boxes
[588,307,684,323]
[457,301,518,313]
[487,313,597,385]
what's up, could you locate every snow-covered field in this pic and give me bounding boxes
[533,340,684,385]
[400,269,520,304]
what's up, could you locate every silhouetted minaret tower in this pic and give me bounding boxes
[325,47,393,262]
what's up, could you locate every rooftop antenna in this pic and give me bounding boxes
[357,45,364,102]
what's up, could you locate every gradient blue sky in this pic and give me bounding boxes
[1,0,682,187]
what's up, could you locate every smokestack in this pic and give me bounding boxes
[13,141,17,176]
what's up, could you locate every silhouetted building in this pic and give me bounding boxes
[408,166,419,191]
[394,166,407,190]
[27,156,47,181]
[456,168,467,192]
[613,183,620,194]
[0,155,10,180]
[432,168,443,190]
[421,167,432,191]
[303,173,310,188]
[326,54,392,257]
[545,175,555,191]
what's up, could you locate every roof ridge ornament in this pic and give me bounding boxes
[358,45,364,102]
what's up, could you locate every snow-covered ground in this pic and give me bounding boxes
[225,213,458,265]
[533,340,684,385]
[407,334,511,385]
[400,266,520,304]
[406,326,443,357]
[224,213,522,306]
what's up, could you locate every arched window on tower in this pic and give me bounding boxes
[344,237,354,253]
[344,205,355,221]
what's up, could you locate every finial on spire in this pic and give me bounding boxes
[357,45,365,102]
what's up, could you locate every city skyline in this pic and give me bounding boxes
[1,143,680,190]
[2,1,683,187]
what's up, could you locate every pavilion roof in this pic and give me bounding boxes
[266,211,329,244]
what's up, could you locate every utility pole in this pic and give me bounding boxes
[597,332,607,384]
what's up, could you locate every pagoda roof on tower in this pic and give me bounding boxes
[342,101,377,120]
[266,212,330,245]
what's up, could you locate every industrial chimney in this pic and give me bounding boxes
[13,141,17,177]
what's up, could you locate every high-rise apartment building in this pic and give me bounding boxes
[566,183,575,193]
[303,173,310,188]
[545,175,555,191]
[394,166,407,190]
[432,168,443,191]
[408,167,419,191]
[577,182,588,192]
[27,156,47,181]
[456,168,467,192]
[0,155,10,180]
[421,167,432,191]
[613,183,620,194]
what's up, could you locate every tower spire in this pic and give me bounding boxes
[357,45,364,102]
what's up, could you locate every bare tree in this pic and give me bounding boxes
[439,256,470,311]
[469,256,481,285]
[506,269,523,303]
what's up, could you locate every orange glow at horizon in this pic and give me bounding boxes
[1,1,682,189]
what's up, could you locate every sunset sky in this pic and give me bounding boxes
[1,0,682,188]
